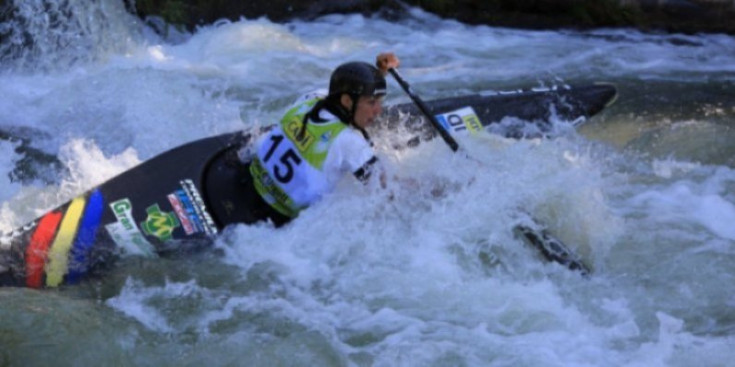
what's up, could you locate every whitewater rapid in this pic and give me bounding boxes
[2,1,735,366]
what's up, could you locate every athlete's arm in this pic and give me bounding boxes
[353,156,378,182]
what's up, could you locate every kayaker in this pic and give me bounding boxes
[237,52,400,227]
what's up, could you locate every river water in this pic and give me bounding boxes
[1,1,735,366]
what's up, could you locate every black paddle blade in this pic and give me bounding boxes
[514,224,590,276]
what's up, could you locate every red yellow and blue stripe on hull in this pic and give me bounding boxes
[24,190,104,288]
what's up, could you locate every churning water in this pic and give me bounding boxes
[1,0,735,366]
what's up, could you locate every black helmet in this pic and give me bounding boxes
[328,61,387,98]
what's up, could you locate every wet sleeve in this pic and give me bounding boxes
[331,129,377,182]
[353,156,379,182]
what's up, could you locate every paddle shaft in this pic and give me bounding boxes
[388,69,459,152]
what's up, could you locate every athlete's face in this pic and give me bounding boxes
[346,94,384,129]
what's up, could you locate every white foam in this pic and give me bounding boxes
[627,161,735,241]
[2,6,735,365]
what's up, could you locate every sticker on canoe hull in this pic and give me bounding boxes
[140,204,180,241]
[66,189,105,284]
[25,211,63,288]
[178,179,218,236]
[21,189,105,288]
[435,106,483,135]
[44,197,87,287]
[168,193,196,235]
[105,198,156,257]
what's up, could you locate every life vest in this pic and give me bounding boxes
[250,96,373,218]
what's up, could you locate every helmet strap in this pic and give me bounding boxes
[325,93,373,145]
[348,93,372,145]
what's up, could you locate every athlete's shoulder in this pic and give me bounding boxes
[330,127,376,174]
[332,127,373,157]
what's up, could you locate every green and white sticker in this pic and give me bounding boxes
[105,198,157,257]
[140,204,180,242]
